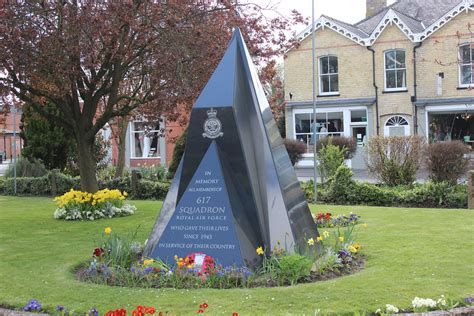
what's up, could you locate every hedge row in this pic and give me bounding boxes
[0,170,467,208]
[301,167,467,209]
[0,173,170,200]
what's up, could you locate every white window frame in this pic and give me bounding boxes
[129,121,163,159]
[384,115,410,136]
[292,106,367,158]
[459,43,474,88]
[384,49,407,91]
[318,55,339,96]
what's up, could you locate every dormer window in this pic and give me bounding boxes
[319,55,339,95]
[384,50,406,91]
[459,43,473,87]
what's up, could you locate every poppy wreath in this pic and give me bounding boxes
[185,253,215,274]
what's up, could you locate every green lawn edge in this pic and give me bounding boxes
[0,196,472,315]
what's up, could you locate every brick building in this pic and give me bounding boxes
[0,106,185,168]
[284,0,474,171]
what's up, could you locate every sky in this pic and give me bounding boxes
[249,0,397,32]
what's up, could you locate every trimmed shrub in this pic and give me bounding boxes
[134,179,170,200]
[426,141,469,184]
[0,176,50,195]
[367,136,424,186]
[284,139,306,165]
[317,136,357,159]
[318,142,346,183]
[324,165,356,203]
[168,128,187,177]
[4,157,48,178]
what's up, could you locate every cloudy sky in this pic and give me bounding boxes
[249,0,397,32]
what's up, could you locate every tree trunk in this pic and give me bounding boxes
[114,118,128,177]
[77,136,99,193]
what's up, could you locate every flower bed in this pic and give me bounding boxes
[76,223,366,289]
[314,212,363,228]
[53,189,136,221]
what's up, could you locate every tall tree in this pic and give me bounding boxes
[0,1,304,192]
[20,102,75,170]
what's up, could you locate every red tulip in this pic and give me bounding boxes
[93,248,104,257]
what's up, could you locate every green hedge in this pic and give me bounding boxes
[301,167,467,209]
[1,170,466,208]
[0,173,169,200]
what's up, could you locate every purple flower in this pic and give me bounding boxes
[88,307,99,316]
[131,266,136,273]
[143,267,153,274]
[465,297,474,305]
[23,299,41,312]
[56,305,65,311]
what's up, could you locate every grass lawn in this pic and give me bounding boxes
[0,196,472,315]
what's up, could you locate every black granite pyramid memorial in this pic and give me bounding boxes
[144,28,319,268]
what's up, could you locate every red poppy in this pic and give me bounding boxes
[145,307,155,314]
[197,310,204,314]
[232,313,239,316]
[93,248,104,257]
[202,303,208,309]
[316,213,325,220]
[116,309,126,316]
[325,212,332,220]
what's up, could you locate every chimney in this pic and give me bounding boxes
[366,0,387,18]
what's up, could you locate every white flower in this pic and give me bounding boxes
[375,309,381,314]
[412,297,437,309]
[385,304,399,313]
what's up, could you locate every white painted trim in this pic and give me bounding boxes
[383,115,410,136]
[384,49,407,91]
[458,42,474,88]
[426,104,474,112]
[318,55,339,95]
[290,1,474,50]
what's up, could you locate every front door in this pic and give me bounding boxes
[351,126,367,170]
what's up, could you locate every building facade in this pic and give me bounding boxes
[284,0,474,171]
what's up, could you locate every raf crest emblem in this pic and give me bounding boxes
[202,108,223,139]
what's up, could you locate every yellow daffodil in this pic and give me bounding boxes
[316,236,324,242]
[143,259,154,266]
[174,255,178,261]
[256,246,264,255]
[338,236,344,242]
[353,243,361,251]
[348,245,357,253]
[104,227,112,235]
[307,238,315,246]
[322,231,330,238]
